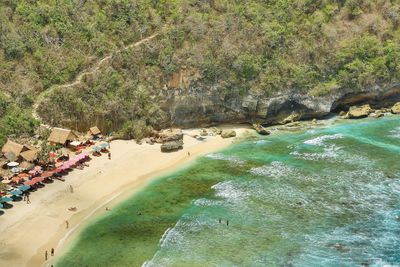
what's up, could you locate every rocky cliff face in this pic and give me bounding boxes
[161,71,400,127]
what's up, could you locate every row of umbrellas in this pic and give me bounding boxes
[0,185,31,206]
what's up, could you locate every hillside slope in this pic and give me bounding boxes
[1,0,400,142]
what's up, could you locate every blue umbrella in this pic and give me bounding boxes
[0,197,13,203]
[99,143,109,148]
[92,146,101,152]
[18,185,30,191]
[0,203,3,209]
[10,189,23,196]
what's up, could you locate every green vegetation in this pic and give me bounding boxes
[1,0,400,139]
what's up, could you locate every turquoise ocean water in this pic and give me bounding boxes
[57,116,400,267]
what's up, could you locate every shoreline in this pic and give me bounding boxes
[0,127,250,267]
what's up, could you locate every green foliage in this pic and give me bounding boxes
[120,120,153,141]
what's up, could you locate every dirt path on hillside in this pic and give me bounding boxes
[32,32,160,127]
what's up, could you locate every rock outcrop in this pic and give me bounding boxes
[161,140,184,152]
[253,124,270,135]
[221,130,236,138]
[158,128,184,152]
[391,102,400,114]
[345,104,373,119]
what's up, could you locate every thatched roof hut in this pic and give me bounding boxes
[89,126,101,136]
[48,128,78,145]
[20,149,38,162]
[1,140,27,157]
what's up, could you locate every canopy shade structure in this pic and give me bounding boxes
[99,143,109,148]
[32,177,45,183]
[11,176,25,183]
[7,162,19,167]
[48,128,78,145]
[0,197,13,203]
[11,167,20,173]
[92,146,101,152]
[20,161,34,170]
[10,189,22,196]
[24,180,37,186]
[20,149,38,162]
[18,185,30,191]
[89,126,101,136]
[4,151,17,162]
[70,141,82,147]
[40,172,53,179]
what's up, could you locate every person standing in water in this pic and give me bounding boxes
[226,220,229,226]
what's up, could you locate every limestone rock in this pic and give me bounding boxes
[158,128,183,142]
[391,102,400,114]
[346,104,372,119]
[281,113,301,124]
[200,129,208,136]
[221,130,236,138]
[209,127,222,135]
[369,112,383,118]
[161,140,184,152]
[252,124,270,135]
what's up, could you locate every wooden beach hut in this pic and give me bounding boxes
[48,128,79,146]
[88,126,101,139]
[1,140,31,162]
[20,149,38,163]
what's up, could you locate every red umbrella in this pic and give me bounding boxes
[40,172,53,179]
[32,177,45,183]
[24,180,37,186]
[50,168,62,174]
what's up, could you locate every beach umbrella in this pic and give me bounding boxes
[7,162,19,168]
[11,176,24,183]
[99,143,109,148]
[32,177,45,183]
[92,146,101,152]
[0,197,13,203]
[11,167,20,173]
[40,172,53,179]
[24,180,37,186]
[10,189,22,196]
[0,203,3,209]
[18,185,30,191]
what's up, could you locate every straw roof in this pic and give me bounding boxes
[48,128,78,144]
[20,161,34,170]
[20,149,38,162]
[89,126,101,135]
[1,140,27,156]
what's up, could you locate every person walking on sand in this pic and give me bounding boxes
[65,220,69,229]
[26,194,30,204]
[45,250,48,261]
[188,151,190,157]
[51,248,54,256]
[108,152,111,160]
[69,185,74,193]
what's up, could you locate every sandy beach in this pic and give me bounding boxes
[0,127,249,267]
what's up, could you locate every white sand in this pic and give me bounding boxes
[0,128,250,267]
